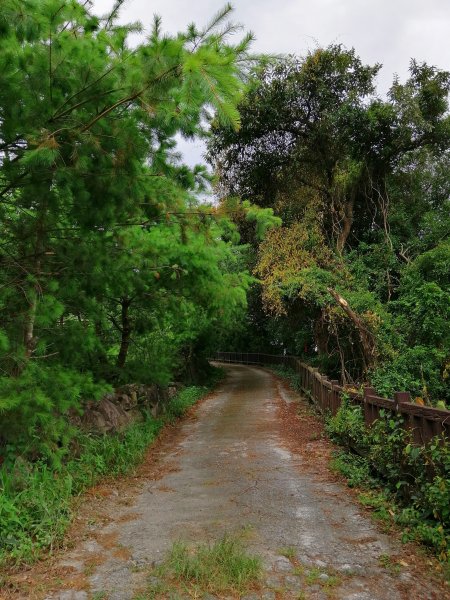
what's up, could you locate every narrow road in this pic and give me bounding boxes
[21,365,446,599]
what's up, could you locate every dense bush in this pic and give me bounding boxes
[326,401,450,562]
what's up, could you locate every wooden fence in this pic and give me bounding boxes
[214,352,450,445]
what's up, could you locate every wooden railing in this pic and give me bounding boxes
[214,352,450,445]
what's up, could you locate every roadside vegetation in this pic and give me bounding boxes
[209,40,450,567]
[0,384,212,567]
[211,46,450,409]
[326,398,449,564]
[0,1,274,567]
[271,365,450,567]
[1,0,449,573]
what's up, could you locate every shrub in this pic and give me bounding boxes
[0,384,208,566]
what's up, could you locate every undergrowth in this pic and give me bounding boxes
[141,535,262,598]
[269,365,304,394]
[271,365,450,567]
[326,398,450,566]
[0,384,211,567]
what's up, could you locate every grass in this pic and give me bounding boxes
[278,545,297,560]
[305,566,341,591]
[272,366,450,568]
[0,384,211,567]
[378,553,401,575]
[142,535,262,597]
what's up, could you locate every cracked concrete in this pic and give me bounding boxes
[35,364,448,599]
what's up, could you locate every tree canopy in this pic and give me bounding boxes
[0,1,277,455]
[209,46,450,404]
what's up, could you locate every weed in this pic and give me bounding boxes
[378,553,401,575]
[146,535,262,596]
[305,566,321,584]
[306,566,340,588]
[278,546,297,560]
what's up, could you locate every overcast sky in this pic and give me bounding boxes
[93,0,450,166]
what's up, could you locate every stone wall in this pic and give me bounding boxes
[70,383,180,434]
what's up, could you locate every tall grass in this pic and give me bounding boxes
[0,386,208,566]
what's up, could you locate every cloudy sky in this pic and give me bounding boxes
[93,0,450,166]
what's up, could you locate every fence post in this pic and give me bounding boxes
[394,391,422,443]
[363,387,377,427]
[394,391,410,412]
[330,380,340,415]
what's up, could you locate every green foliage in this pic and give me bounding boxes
[0,1,256,458]
[325,396,369,452]
[0,384,208,566]
[326,401,450,562]
[0,366,111,464]
[371,241,450,404]
[151,536,262,596]
[209,44,450,397]
[330,451,374,489]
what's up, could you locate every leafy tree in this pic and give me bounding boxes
[209,46,450,396]
[0,1,257,454]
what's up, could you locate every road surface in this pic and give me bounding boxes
[13,364,447,599]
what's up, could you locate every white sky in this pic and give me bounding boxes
[93,0,450,166]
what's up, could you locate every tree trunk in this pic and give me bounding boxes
[327,287,376,371]
[24,282,38,360]
[336,197,354,253]
[21,209,44,368]
[116,298,132,369]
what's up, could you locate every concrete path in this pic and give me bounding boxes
[27,365,447,599]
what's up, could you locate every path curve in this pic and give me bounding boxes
[33,365,447,599]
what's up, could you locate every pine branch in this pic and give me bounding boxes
[105,0,129,30]
[200,3,234,39]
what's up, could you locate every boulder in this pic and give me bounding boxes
[72,381,181,434]
[81,397,132,433]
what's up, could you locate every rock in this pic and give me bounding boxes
[81,539,103,553]
[115,386,139,409]
[337,563,354,574]
[147,576,162,588]
[285,575,302,590]
[274,556,292,572]
[266,575,282,588]
[318,573,329,581]
[127,408,144,423]
[261,593,276,600]
[97,398,131,430]
[72,381,181,434]
[81,397,131,433]
[167,385,178,399]
[313,559,327,568]
[151,558,164,568]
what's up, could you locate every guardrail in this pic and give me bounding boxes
[214,352,450,445]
